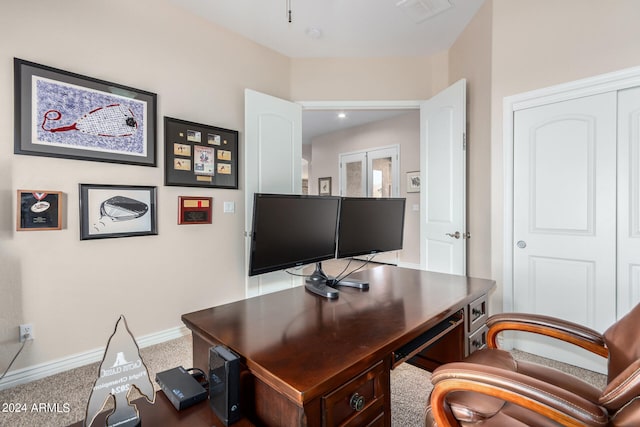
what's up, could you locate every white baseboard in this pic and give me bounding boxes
[0,325,190,391]
[397,261,422,270]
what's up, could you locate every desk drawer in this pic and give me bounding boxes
[468,324,488,356]
[468,295,488,333]
[323,360,386,427]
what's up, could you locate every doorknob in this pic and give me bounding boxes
[446,231,461,239]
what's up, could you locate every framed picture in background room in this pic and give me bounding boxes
[318,177,332,196]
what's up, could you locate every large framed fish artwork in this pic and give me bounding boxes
[14,58,157,166]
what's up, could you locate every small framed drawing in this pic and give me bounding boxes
[14,58,157,166]
[16,190,62,231]
[178,196,213,225]
[79,184,157,240]
[164,117,239,189]
[406,171,420,193]
[318,177,332,196]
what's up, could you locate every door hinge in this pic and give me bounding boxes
[463,133,467,151]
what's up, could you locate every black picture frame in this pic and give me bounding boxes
[16,190,63,231]
[164,116,239,189]
[14,58,157,166]
[79,184,157,240]
[318,177,332,196]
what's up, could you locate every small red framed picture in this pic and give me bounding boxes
[178,196,213,225]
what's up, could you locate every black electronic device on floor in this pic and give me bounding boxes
[155,366,208,411]
[209,345,241,426]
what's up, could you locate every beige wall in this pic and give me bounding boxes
[309,112,421,266]
[291,53,449,101]
[448,1,493,280]
[489,0,640,311]
[0,0,291,372]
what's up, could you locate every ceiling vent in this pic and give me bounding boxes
[395,0,453,23]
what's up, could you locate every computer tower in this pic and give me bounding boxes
[209,345,241,425]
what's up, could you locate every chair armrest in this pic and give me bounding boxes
[429,362,609,427]
[486,313,608,358]
[600,358,640,410]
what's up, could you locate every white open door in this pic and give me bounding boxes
[420,79,467,275]
[245,89,302,297]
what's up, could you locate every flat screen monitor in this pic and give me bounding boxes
[337,197,406,259]
[248,193,341,277]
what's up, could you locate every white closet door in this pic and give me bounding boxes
[513,92,617,373]
[618,86,640,317]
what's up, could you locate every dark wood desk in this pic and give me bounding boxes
[68,392,254,427]
[182,265,495,427]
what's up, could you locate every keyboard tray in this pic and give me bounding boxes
[392,310,464,368]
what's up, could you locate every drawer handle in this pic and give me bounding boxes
[350,393,366,412]
[472,307,483,317]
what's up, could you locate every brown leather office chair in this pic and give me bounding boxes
[425,303,640,427]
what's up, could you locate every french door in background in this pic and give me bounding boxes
[339,146,399,264]
[339,145,399,198]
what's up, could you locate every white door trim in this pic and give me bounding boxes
[298,100,422,110]
[503,65,640,314]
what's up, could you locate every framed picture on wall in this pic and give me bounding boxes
[79,184,157,240]
[16,190,62,231]
[14,58,157,166]
[318,177,332,196]
[406,171,420,193]
[164,117,239,189]
[178,196,213,224]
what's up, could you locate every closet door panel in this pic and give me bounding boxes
[618,86,640,317]
[513,92,617,373]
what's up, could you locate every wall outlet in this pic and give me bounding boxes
[19,323,34,342]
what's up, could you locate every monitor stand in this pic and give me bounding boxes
[334,276,369,290]
[305,262,339,299]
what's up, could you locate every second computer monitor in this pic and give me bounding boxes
[337,197,406,259]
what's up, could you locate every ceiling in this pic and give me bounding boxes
[301,109,413,145]
[170,0,485,142]
[170,0,485,58]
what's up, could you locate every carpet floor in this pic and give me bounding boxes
[0,335,606,427]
